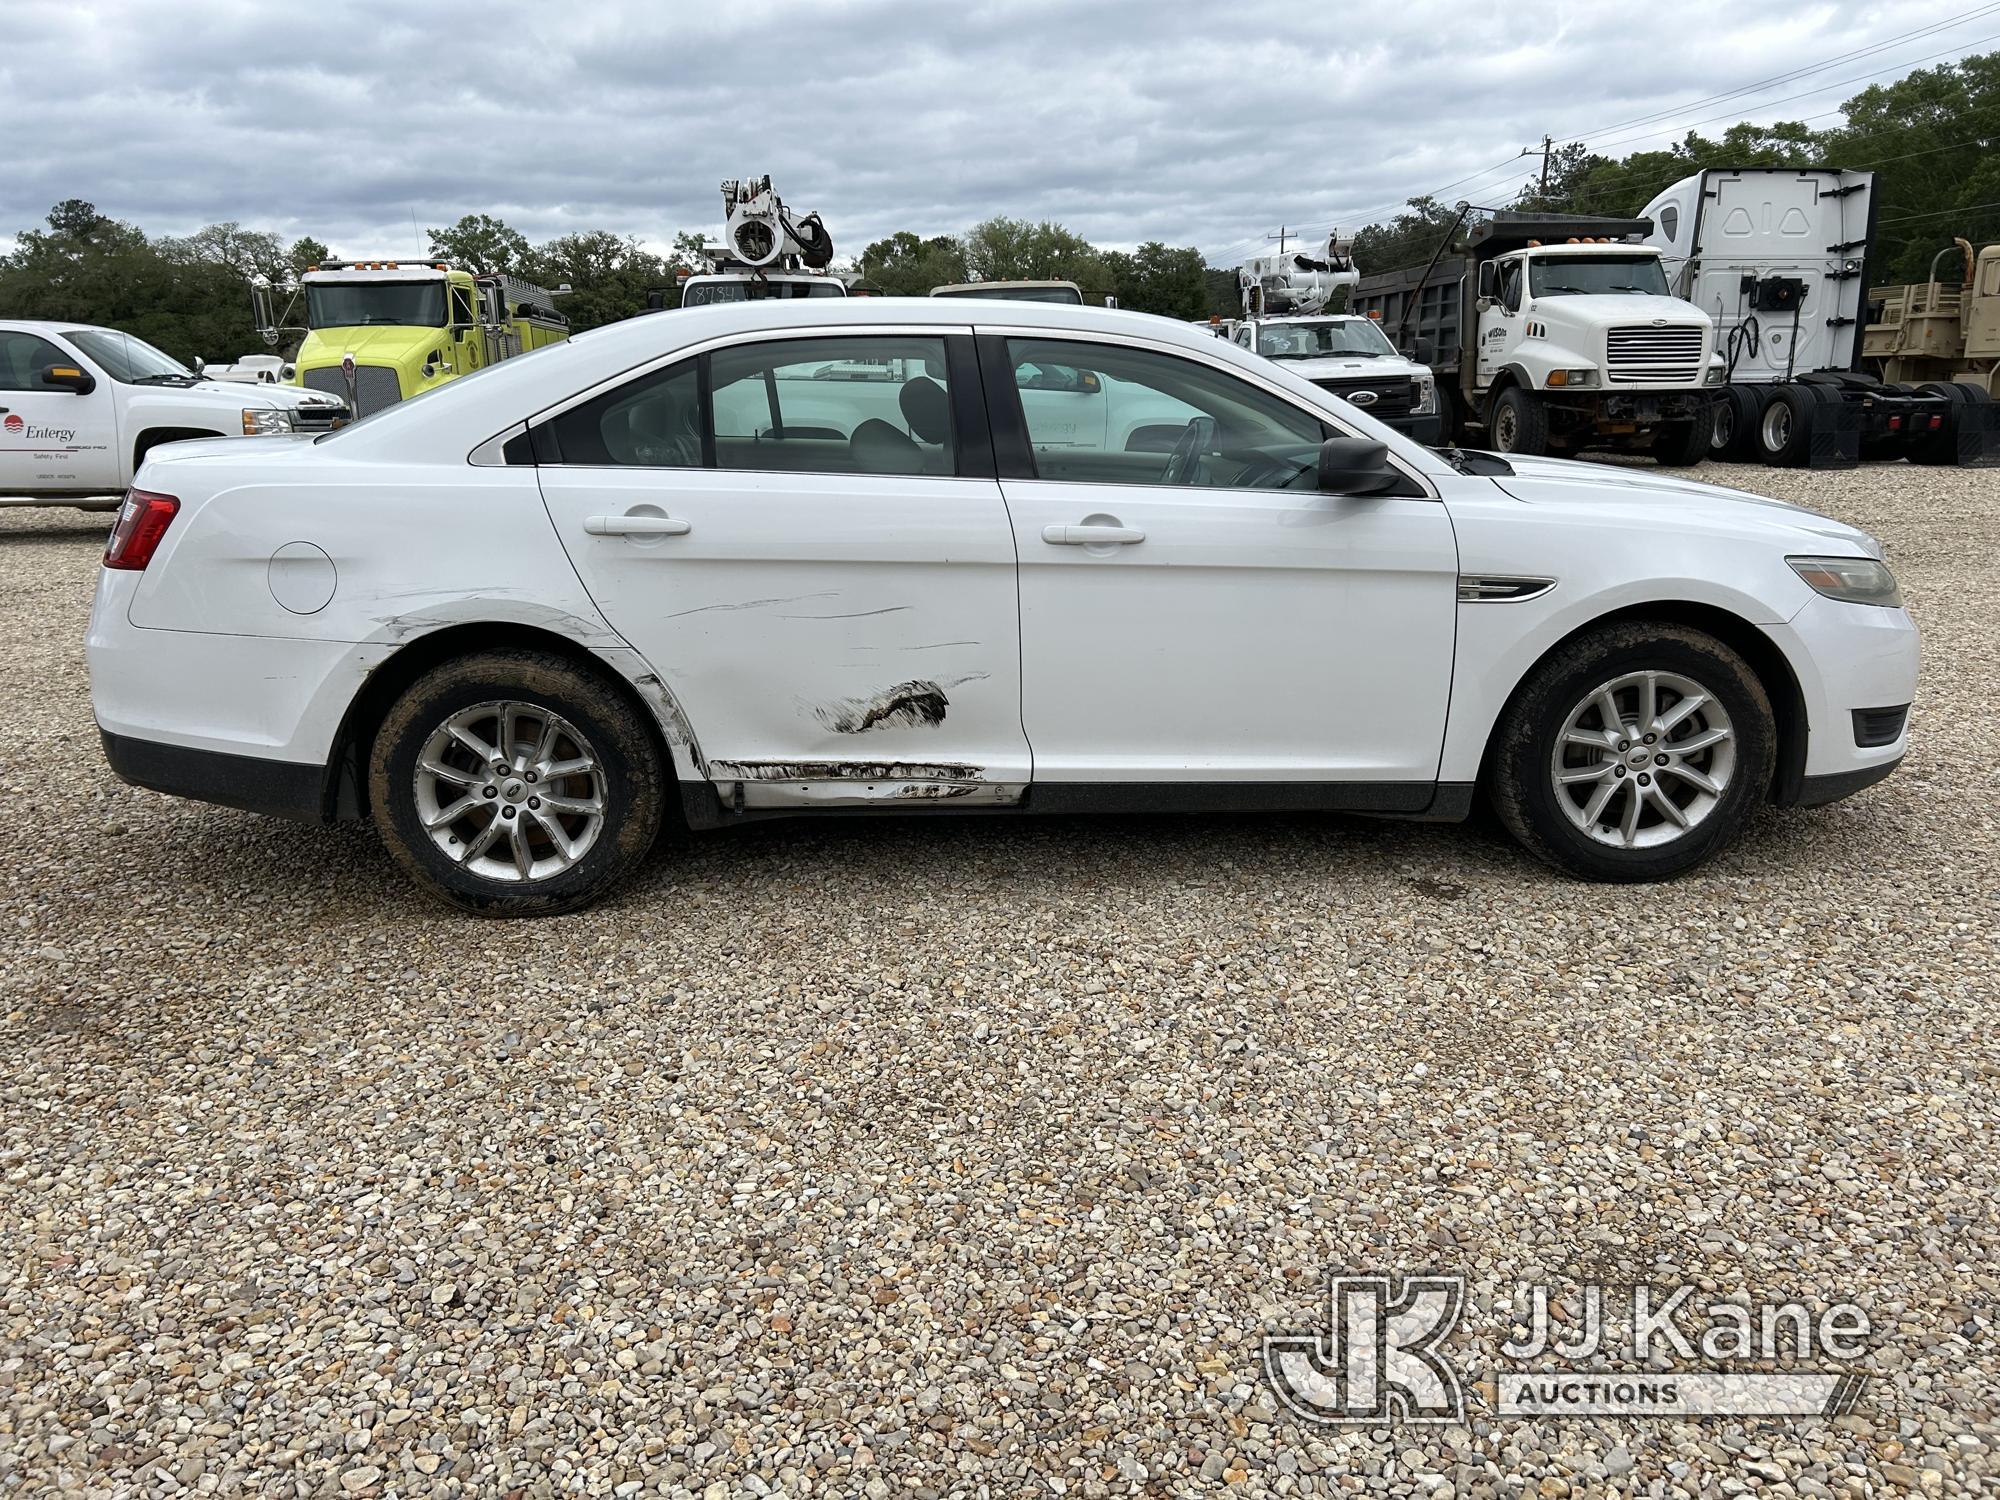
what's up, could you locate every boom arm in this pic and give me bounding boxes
[1239,232,1359,317]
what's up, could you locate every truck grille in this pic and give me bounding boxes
[289,402,348,432]
[1310,376,1417,418]
[1605,326,1704,385]
[303,364,404,416]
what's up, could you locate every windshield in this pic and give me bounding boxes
[681,279,846,306]
[64,329,195,383]
[1256,319,1397,359]
[305,281,448,328]
[1528,255,1670,297]
[932,284,1084,304]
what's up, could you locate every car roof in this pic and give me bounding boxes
[0,319,93,336]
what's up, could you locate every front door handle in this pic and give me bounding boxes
[585,514,691,537]
[1042,523,1145,546]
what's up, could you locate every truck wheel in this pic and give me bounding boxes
[1489,387,1550,456]
[1909,381,1990,465]
[1488,621,1775,883]
[1755,384,1815,467]
[367,649,667,917]
[1649,402,1717,467]
[1712,386,1763,461]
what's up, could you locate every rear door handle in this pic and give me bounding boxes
[585,514,691,537]
[1042,523,1145,546]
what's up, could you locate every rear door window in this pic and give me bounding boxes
[709,336,955,476]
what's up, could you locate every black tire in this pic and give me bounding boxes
[1754,384,1815,467]
[1489,386,1550,456]
[367,649,666,917]
[1909,382,1985,466]
[1711,385,1764,461]
[1488,621,1776,883]
[1649,401,1717,467]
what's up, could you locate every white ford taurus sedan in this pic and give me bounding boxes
[86,299,1916,915]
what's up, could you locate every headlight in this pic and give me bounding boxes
[1545,368,1598,388]
[242,407,296,436]
[1704,364,1727,384]
[1412,375,1437,415]
[1789,555,1903,608]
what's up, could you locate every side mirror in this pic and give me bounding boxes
[192,356,207,375]
[40,364,96,395]
[1317,436,1400,495]
[1476,263,1497,300]
[1412,337,1435,365]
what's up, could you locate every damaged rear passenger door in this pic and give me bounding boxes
[533,329,1031,807]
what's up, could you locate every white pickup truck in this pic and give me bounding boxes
[1230,314,1443,444]
[0,320,345,509]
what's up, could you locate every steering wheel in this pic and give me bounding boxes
[1159,415,1217,486]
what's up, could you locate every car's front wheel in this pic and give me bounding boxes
[1489,622,1775,881]
[368,650,666,916]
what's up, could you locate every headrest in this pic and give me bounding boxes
[899,375,950,445]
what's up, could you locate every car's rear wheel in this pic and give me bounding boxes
[368,649,666,916]
[1489,622,1775,881]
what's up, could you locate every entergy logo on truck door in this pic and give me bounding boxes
[1,415,80,446]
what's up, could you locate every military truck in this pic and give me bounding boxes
[1865,238,2000,408]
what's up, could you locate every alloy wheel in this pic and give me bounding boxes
[1549,670,1736,849]
[412,701,606,882]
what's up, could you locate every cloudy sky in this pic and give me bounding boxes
[3,0,1995,266]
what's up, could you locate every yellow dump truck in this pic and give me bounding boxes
[264,260,568,417]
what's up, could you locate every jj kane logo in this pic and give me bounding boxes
[1265,1273,1870,1425]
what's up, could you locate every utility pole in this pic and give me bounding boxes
[1521,135,1556,198]
[1266,226,1290,256]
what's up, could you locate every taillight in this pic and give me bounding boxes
[103,489,180,571]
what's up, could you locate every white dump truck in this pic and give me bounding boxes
[1351,210,1723,464]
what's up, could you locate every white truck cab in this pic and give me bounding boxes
[1353,213,1724,464]
[0,321,344,508]
[1233,314,1441,444]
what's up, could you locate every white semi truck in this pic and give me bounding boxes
[1640,165,1996,468]
[1350,210,1723,464]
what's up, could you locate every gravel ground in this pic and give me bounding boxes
[1,461,1994,1498]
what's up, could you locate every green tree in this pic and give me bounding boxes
[960,216,1107,291]
[1349,197,1473,277]
[857,230,968,295]
[289,236,330,277]
[426,213,530,273]
[1103,241,1209,319]
[522,231,666,332]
